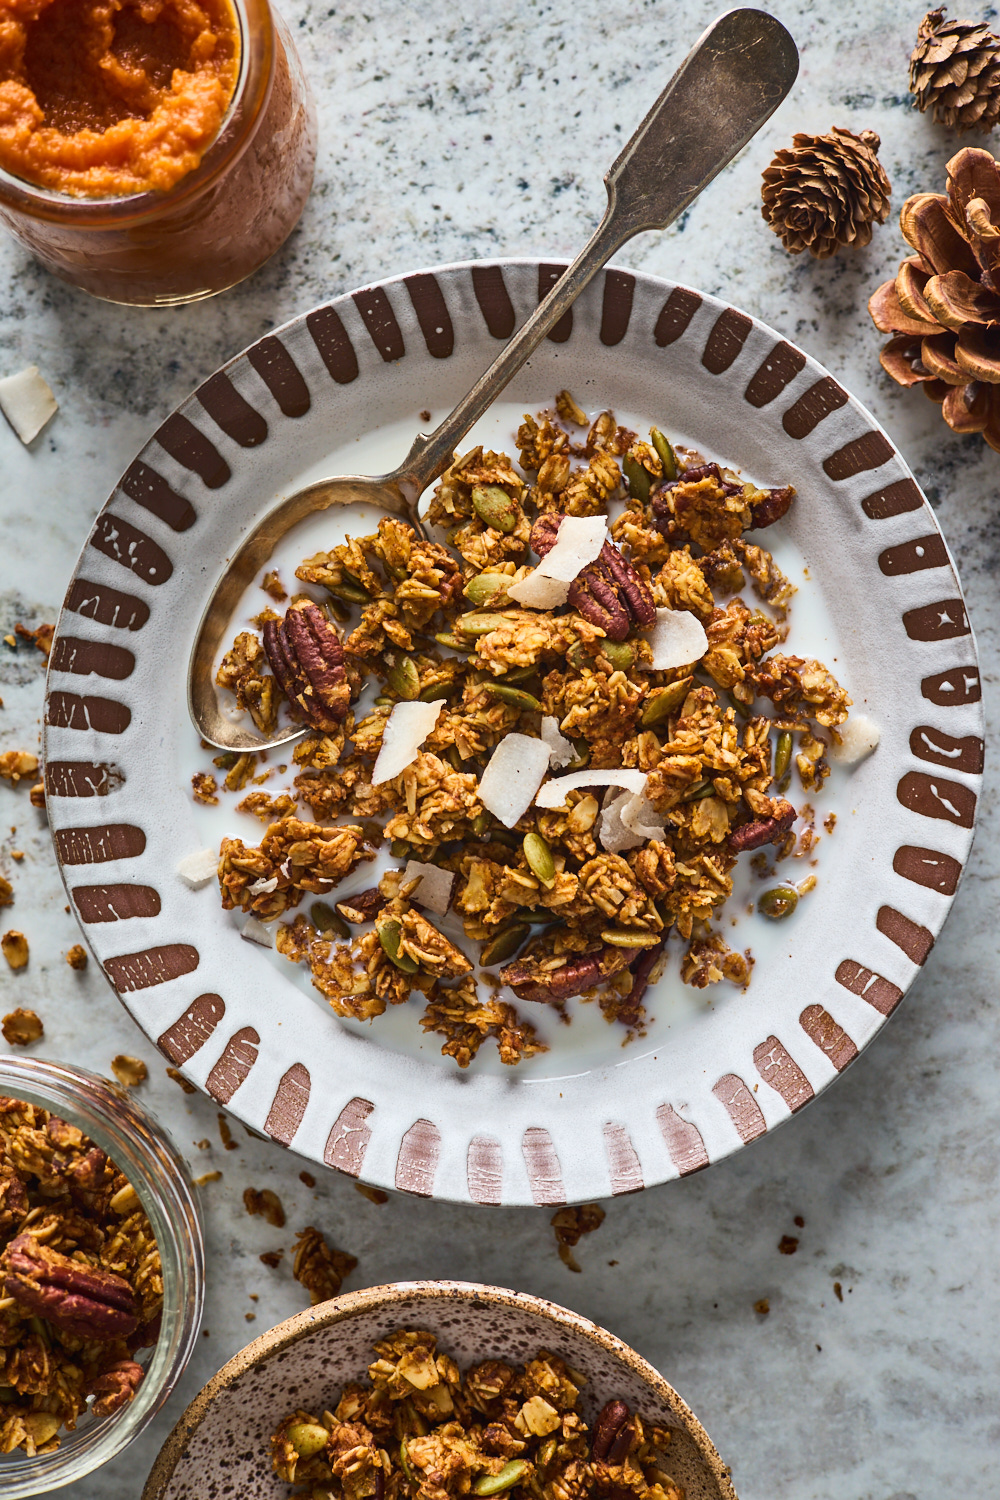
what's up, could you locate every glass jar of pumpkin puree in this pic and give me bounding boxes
[0,0,316,305]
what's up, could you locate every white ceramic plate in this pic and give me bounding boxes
[44,261,983,1205]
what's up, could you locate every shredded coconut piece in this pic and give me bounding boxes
[248,875,279,895]
[620,792,666,840]
[479,733,552,827]
[241,915,274,947]
[402,860,455,916]
[540,715,575,769]
[830,713,880,765]
[598,790,646,853]
[176,848,219,889]
[535,767,647,809]
[372,700,444,785]
[508,516,608,609]
[0,365,58,445]
[646,608,709,670]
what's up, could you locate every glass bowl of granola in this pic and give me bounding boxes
[43,261,983,1203]
[143,1280,736,1500]
[0,1055,204,1497]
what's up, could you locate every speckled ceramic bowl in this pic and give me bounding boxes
[142,1280,736,1500]
[44,260,984,1204]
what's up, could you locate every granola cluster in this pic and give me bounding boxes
[0,1097,163,1456]
[208,395,851,1068]
[270,1329,683,1500]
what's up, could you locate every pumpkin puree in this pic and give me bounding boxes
[0,0,239,198]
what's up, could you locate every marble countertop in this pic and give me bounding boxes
[1,1,996,1495]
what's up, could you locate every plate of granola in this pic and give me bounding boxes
[44,261,983,1204]
[143,1281,736,1500]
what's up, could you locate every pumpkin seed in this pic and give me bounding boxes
[601,929,662,948]
[482,682,541,711]
[373,696,395,708]
[640,675,693,727]
[601,639,635,672]
[326,579,371,606]
[682,780,714,801]
[481,923,531,966]
[472,484,520,534]
[310,901,350,940]
[419,683,453,702]
[569,738,590,769]
[623,453,652,504]
[389,839,411,858]
[399,1440,414,1482]
[387,657,420,700]
[446,744,463,771]
[536,1438,558,1470]
[651,427,679,481]
[377,918,419,972]
[456,611,511,636]
[758,885,798,921]
[522,832,555,885]
[567,641,590,671]
[465,572,511,606]
[474,1461,530,1496]
[774,731,793,785]
[287,1422,330,1459]
[325,596,351,623]
[435,632,472,651]
[472,812,491,837]
[500,663,540,683]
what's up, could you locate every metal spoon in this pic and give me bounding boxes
[190,7,798,752]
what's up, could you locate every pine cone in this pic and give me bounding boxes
[869,146,1000,450]
[910,7,1000,134]
[761,127,892,259]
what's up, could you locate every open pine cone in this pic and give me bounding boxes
[909,7,1000,134]
[869,146,1000,449]
[761,126,891,258]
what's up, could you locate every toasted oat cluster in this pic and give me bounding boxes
[270,1328,683,1500]
[208,397,851,1068]
[0,1097,163,1456]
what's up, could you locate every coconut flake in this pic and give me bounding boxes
[176,849,219,889]
[507,516,608,609]
[620,792,666,841]
[646,608,709,671]
[372,700,444,785]
[241,915,273,948]
[248,875,279,896]
[830,714,881,765]
[535,767,647,810]
[479,733,552,827]
[402,860,455,916]
[599,790,647,853]
[0,365,58,445]
[541,715,575,768]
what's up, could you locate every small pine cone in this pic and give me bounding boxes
[761,126,892,259]
[910,7,1000,134]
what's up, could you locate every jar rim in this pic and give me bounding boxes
[0,0,275,224]
[0,1055,204,1496]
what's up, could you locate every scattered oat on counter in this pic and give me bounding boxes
[194,1170,222,1186]
[0,877,12,908]
[243,1187,286,1228]
[218,1113,237,1151]
[299,1171,316,1187]
[0,366,58,444]
[14,621,54,659]
[0,751,38,785]
[111,1055,148,1088]
[65,943,87,970]
[778,1235,799,1255]
[354,1182,388,1204]
[2,1007,43,1044]
[165,1066,197,1093]
[754,1298,770,1315]
[1,930,28,969]
[260,1249,284,1268]
[291,1225,357,1305]
[551,1203,606,1271]
[28,782,44,809]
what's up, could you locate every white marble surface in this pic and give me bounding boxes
[0,1,997,1496]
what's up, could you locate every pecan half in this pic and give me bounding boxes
[748,485,795,529]
[88,1359,145,1419]
[728,798,796,851]
[529,515,655,641]
[0,1233,139,1339]
[336,887,387,924]
[500,944,639,1003]
[592,1399,632,1461]
[262,600,350,731]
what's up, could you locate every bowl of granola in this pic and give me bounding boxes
[43,261,984,1203]
[142,1280,736,1500]
[0,1055,203,1496]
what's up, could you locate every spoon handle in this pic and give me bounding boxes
[390,7,798,505]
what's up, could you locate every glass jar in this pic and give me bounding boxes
[0,0,316,305]
[0,1055,204,1497]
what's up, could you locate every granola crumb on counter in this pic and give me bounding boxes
[354,1182,389,1204]
[1,1007,43,1045]
[0,750,38,785]
[291,1225,357,1305]
[244,1187,286,1228]
[110,1056,147,1088]
[269,1328,683,1500]
[551,1203,606,1271]
[65,943,88,970]
[165,1067,197,1094]
[1,930,29,970]
[208,392,854,1070]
